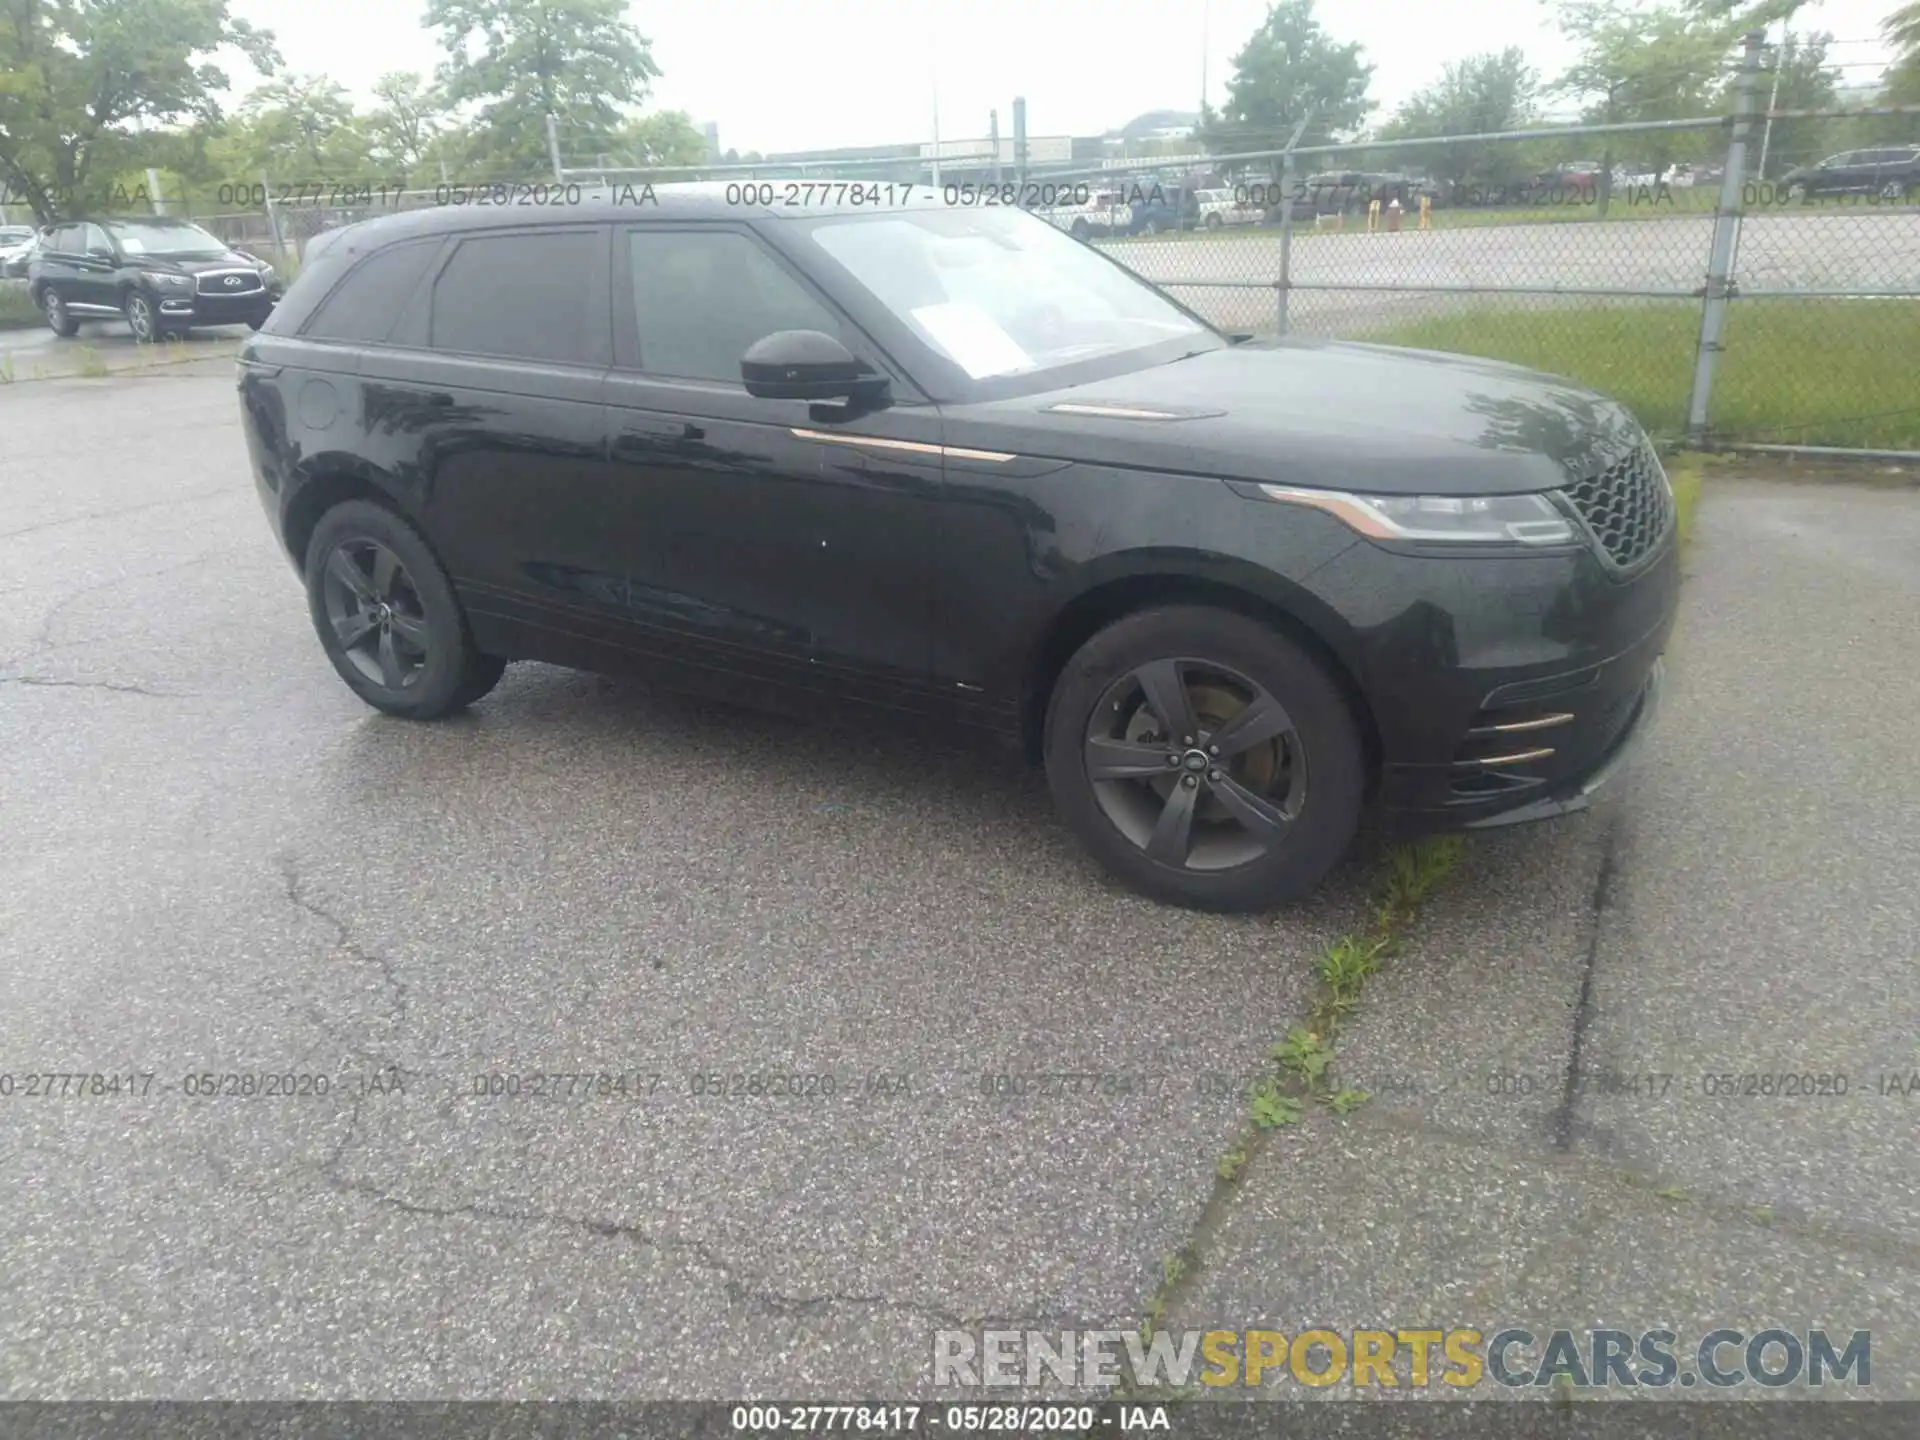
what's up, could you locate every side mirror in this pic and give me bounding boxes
[741,330,888,403]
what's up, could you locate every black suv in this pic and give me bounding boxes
[1780,146,1920,201]
[29,216,282,340]
[239,191,1676,911]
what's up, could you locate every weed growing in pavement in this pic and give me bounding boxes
[75,344,108,378]
[1120,836,1469,1399]
[0,354,13,384]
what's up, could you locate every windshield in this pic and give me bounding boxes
[0,227,32,244]
[804,207,1208,381]
[101,220,229,258]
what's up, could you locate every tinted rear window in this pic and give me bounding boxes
[430,230,606,365]
[303,240,442,344]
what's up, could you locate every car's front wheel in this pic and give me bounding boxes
[123,290,160,343]
[42,287,79,337]
[1043,606,1366,911]
[1786,181,1807,202]
[305,500,507,719]
[1205,212,1224,230]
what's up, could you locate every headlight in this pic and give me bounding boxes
[140,271,191,288]
[1256,485,1577,546]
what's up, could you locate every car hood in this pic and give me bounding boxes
[953,337,1644,495]
[132,252,265,275]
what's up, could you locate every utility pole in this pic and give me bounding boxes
[545,113,564,183]
[1200,0,1210,117]
[1687,30,1765,445]
[1599,79,1626,219]
[1757,23,1789,182]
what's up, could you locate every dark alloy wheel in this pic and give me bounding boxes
[43,288,79,338]
[124,290,159,343]
[1044,606,1364,911]
[305,500,506,719]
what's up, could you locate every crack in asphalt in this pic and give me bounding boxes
[267,851,1021,1342]
[1551,812,1620,1152]
[0,547,231,680]
[0,486,236,543]
[275,853,412,1025]
[0,675,183,697]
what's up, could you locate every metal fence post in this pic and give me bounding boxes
[1277,149,1295,335]
[260,173,288,265]
[1686,31,1764,446]
[1275,109,1313,336]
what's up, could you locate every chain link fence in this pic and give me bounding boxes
[17,33,1915,456]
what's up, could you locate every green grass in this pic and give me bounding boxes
[1667,454,1705,546]
[0,281,41,327]
[1366,299,1920,450]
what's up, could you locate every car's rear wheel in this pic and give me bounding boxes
[1070,219,1091,240]
[42,288,79,338]
[1043,606,1365,911]
[1786,181,1807,202]
[305,500,507,719]
[1205,212,1224,230]
[1881,180,1905,201]
[124,290,159,343]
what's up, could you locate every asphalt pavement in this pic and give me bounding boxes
[0,368,1368,1397]
[1,369,1915,1401]
[1165,472,1920,1397]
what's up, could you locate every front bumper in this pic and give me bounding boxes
[156,288,277,326]
[1458,654,1663,828]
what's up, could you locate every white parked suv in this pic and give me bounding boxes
[1193,189,1259,230]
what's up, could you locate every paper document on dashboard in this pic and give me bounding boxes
[909,301,1034,379]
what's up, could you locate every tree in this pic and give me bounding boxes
[1552,0,1762,195]
[221,73,371,180]
[1731,30,1840,178]
[427,0,660,176]
[0,0,278,222]
[1885,3,1920,103]
[365,72,447,180]
[1200,0,1374,165]
[1379,49,1539,192]
[610,110,707,168]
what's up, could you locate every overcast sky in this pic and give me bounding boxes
[227,0,1902,155]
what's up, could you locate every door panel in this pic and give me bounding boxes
[599,375,944,687]
[590,221,945,693]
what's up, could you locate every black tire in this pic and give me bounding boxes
[1205,213,1223,230]
[1070,219,1091,240]
[1043,606,1365,911]
[42,287,79,337]
[304,499,507,719]
[123,289,159,344]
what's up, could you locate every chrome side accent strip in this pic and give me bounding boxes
[790,428,1016,463]
[1467,711,1576,736]
[1453,746,1557,768]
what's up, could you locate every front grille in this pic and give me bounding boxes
[1563,440,1673,570]
[195,270,264,297]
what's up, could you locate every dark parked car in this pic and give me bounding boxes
[1780,147,1920,201]
[1128,184,1201,234]
[239,191,1677,911]
[29,216,282,340]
